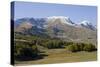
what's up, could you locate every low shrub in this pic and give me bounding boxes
[68,44,76,52]
[14,41,39,60]
[68,43,96,52]
[42,40,64,49]
[83,43,96,52]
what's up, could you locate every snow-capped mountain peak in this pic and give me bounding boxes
[46,16,75,26]
[80,20,92,26]
[47,16,69,19]
[79,20,96,30]
[15,16,96,31]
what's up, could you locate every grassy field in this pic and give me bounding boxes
[15,48,97,66]
[14,35,97,65]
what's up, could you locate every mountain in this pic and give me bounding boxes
[14,16,97,45]
[47,16,75,26]
[79,20,96,31]
[14,18,47,29]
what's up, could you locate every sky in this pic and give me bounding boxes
[13,1,97,26]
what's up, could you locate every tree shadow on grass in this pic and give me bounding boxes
[15,53,48,61]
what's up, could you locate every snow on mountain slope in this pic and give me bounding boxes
[46,16,75,26]
[79,20,96,30]
[15,16,96,31]
[14,16,97,45]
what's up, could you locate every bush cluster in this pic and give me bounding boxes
[14,41,39,60]
[68,43,96,52]
[41,40,64,49]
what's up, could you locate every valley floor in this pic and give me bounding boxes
[15,49,97,66]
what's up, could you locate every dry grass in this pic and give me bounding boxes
[15,49,97,66]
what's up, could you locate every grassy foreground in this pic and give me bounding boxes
[15,49,97,65]
[14,34,97,65]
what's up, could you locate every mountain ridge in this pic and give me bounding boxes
[15,16,96,30]
[14,16,97,45]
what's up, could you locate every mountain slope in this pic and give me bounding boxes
[14,16,97,45]
[45,17,96,45]
[79,20,96,30]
